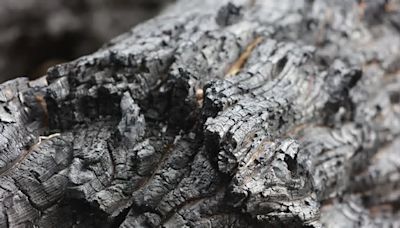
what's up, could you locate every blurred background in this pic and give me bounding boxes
[0,0,173,83]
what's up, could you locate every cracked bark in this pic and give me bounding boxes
[0,0,172,82]
[1,0,400,227]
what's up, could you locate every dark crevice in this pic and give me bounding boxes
[110,205,133,228]
[57,199,111,228]
[284,153,298,175]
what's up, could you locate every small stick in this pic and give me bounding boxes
[37,133,61,145]
[226,36,263,78]
[195,88,204,106]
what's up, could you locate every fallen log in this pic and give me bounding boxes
[1,0,400,227]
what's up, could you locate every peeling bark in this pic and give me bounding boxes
[1,0,400,227]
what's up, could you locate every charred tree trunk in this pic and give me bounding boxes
[1,0,400,227]
[0,0,171,82]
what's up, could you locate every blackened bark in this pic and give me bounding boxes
[1,0,400,227]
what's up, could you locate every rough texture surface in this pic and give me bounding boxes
[1,0,400,227]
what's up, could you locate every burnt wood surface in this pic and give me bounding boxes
[1,0,400,227]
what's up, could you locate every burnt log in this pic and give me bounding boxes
[1,0,400,227]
